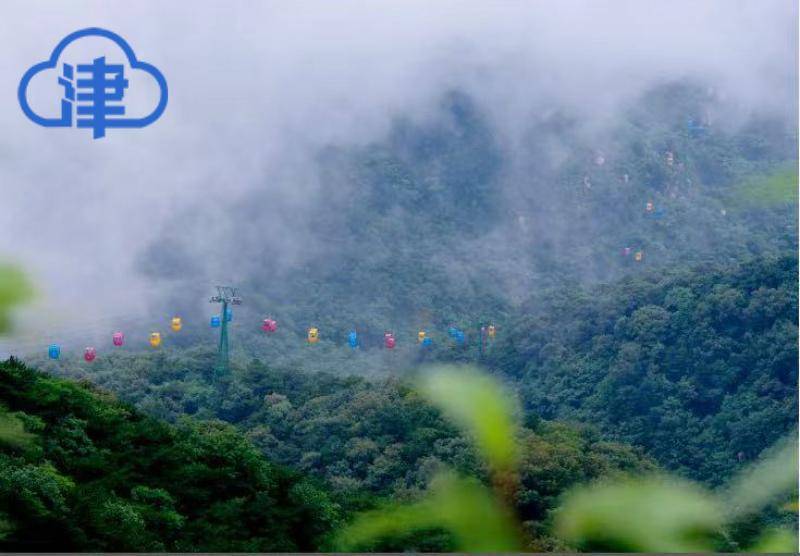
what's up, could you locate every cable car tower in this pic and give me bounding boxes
[209,285,242,378]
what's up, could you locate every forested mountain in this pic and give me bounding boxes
[0,358,338,552]
[23,82,798,486]
[5,81,797,551]
[485,255,798,484]
[1,358,660,551]
[134,83,796,373]
[35,255,797,491]
[10,82,792,370]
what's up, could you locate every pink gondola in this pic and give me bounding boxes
[84,347,97,362]
[112,331,124,346]
[261,318,278,333]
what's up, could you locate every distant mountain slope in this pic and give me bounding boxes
[134,83,796,375]
[487,255,798,484]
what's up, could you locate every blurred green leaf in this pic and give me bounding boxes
[418,366,517,472]
[556,435,800,552]
[747,527,798,553]
[335,471,521,552]
[720,437,798,520]
[335,367,524,551]
[555,475,722,552]
[0,263,34,334]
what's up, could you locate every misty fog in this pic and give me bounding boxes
[0,0,796,356]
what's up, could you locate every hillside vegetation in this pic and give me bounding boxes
[0,358,337,552]
[486,255,798,484]
[1,358,664,551]
[129,83,796,372]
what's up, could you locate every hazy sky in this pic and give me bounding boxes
[0,0,796,348]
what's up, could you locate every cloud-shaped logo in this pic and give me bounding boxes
[18,28,167,138]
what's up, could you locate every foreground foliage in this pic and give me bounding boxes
[337,368,798,552]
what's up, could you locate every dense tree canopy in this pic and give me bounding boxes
[1,357,661,551]
[486,255,798,484]
[0,358,338,552]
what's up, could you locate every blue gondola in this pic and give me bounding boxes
[48,344,60,359]
[421,337,432,347]
[210,316,221,328]
[347,330,358,349]
[225,308,233,322]
[448,326,465,345]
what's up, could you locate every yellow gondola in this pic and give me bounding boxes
[307,327,319,344]
[149,332,162,347]
[417,330,426,343]
[634,251,644,262]
[171,316,182,332]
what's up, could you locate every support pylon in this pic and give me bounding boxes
[209,285,241,378]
